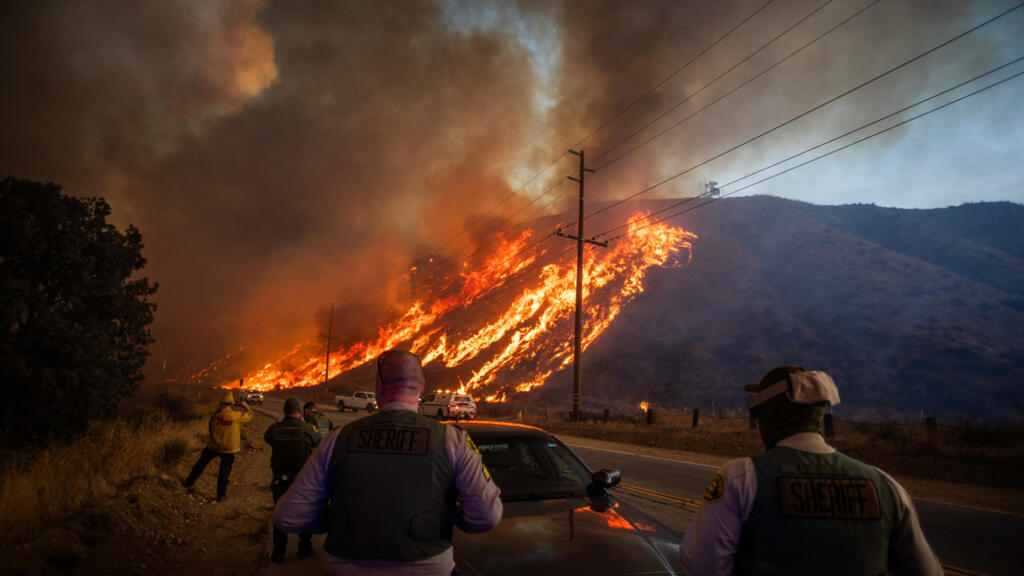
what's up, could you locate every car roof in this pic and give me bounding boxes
[454,420,552,438]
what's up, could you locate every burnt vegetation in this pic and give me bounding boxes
[527,196,1024,420]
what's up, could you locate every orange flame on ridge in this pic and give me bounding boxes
[226,213,696,401]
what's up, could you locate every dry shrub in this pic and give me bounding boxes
[153,390,206,421]
[157,437,192,467]
[518,409,763,459]
[0,392,212,548]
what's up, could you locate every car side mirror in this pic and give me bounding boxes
[587,468,621,504]
[592,468,621,488]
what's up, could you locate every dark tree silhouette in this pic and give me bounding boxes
[0,177,158,445]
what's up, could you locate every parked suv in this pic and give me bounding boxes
[419,392,476,420]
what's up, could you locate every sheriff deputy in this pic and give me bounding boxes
[680,365,942,576]
[263,396,319,563]
[273,349,502,575]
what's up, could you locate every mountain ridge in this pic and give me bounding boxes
[527,196,1024,420]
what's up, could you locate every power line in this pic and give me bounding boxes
[561,0,882,230]
[362,2,800,312]
[578,1,1023,226]
[313,61,1024,387]
[568,0,777,151]
[434,0,787,264]
[599,62,1024,242]
[590,0,837,167]
[436,153,573,253]
[594,54,1024,240]
[471,0,836,258]
[431,2,781,258]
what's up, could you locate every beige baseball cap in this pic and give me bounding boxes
[745,366,841,410]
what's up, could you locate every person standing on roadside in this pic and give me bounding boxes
[680,365,942,576]
[264,397,319,563]
[303,400,334,441]
[274,349,502,575]
[182,390,253,502]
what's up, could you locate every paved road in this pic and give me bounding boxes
[568,444,1023,576]
[255,399,1022,575]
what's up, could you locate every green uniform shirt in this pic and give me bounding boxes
[264,416,318,477]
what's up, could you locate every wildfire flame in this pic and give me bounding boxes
[639,401,649,412]
[226,213,696,401]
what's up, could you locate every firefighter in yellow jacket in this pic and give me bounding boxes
[183,391,254,501]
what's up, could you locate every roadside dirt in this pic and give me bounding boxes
[3,411,277,576]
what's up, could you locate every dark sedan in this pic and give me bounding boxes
[452,421,682,576]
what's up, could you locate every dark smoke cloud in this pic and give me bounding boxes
[1,0,1016,380]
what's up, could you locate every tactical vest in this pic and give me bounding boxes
[266,417,312,476]
[323,410,455,561]
[735,447,896,576]
[310,411,332,439]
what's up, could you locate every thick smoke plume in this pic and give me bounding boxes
[1,0,1016,381]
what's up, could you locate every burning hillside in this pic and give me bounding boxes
[229,213,696,402]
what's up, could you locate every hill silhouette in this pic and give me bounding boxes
[527,196,1024,420]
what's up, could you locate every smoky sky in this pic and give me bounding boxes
[2,0,1021,379]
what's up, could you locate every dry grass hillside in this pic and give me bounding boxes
[0,388,275,575]
[521,196,1024,420]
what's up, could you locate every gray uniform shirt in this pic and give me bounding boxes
[274,401,503,575]
[680,432,942,576]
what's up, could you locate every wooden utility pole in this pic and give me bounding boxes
[320,303,334,390]
[555,149,604,421]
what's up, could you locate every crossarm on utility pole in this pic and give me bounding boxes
[556,228,608,247]
[556,149,604,421]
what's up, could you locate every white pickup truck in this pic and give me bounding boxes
[335,391,377,413]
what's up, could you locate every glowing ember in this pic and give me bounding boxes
[639,401,649,412]
[221,213,696,401]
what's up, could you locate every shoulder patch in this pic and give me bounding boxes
[465,434,492,482]
[703,472,726,503]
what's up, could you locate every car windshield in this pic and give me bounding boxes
[471,434,593,501]
[368,393,376,399]
[455,395,473,404]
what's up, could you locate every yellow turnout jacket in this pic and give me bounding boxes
[207,403,254,453]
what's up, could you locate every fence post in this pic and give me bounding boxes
[646,408,654,426]
[603,408,610,424]
[692,409,700,428]
[749,412,757,430]
[824,413,834,440]
[924,416,938,441]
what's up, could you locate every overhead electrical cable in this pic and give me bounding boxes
[597,63,1024,242]
[436,0,784,263]
[589,0,837,167]
[568,0,777,151]
[559,0,882,231]
[435,153,573,253]
[576,1,1024,225]
[437,2,785,265]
